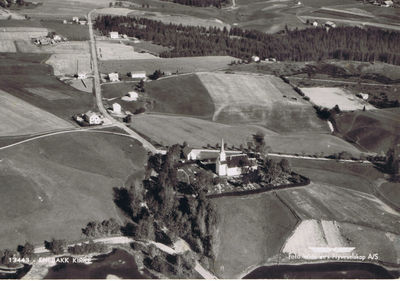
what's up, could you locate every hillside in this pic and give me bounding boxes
[333,108,400,153]
[0,132,147,249]
[143,72,329,134]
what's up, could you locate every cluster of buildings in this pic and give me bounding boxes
[33,34,64,46]
[366,0,394,7]
[183,139,258,177]
[107,71,147,82]
[63,17,87,25]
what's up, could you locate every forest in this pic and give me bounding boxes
[160,0,229,8]
[95,15,400,65]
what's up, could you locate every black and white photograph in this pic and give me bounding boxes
[0,0,399,279]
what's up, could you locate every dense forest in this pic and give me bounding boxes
[95,15,400,65]
[160,0,229,8]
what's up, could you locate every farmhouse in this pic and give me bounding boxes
[384,0,393,6]
[83,111,103,125]
[128,91,138,100]
[312,21,318,27]
[77,73,87,79]
[325,21,337,28]
[112,103,122,114]
[108,72,119,82]
[129,71,147,79]
[251,55,260,62]
[72,17,79,23]
[216,140,258,177]
[109,31,119,39]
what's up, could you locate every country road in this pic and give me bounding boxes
[88,10,158,154]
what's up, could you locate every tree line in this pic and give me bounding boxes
[160,0,229,8]
[95,15,400,65]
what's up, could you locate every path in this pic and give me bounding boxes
[33,235,217,279]
[88,9,157,154]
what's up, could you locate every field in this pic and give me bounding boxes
[96,41,158,61]
[278,184,400,264]
[15,40,89,54]
[212,191,299,278]
[0,53,94,121]
[0,40,16,53]
[46,54,91,76]
[378,182,400,210]
[0,132,147,249]
[40,20,90,41]
[98,56,234,75]
[334,108,400,153]
[0,90,74,136]
[300,87,375,111]
[196,72,329,133]
[129,114,276,147]
[0,27,48,40]
[15,0,110,18]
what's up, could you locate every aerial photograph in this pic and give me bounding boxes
[0,0,399,279]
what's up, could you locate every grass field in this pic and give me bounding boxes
[129,114,276,147]
[281,157,383,194]
[334,108,400,154]
[0,27,48,40]
[377,182,400,210]
[0,53,94,121]
[16,0,110,18]
[278,183,399,233]
[0,40,17,52]
[99,56,234,75]
[197,72,329,133]
[0,90,74,136]
[40,20,90,41]
[277,184,400,264]
[97,41,158,61]
[46,53,91,76]
[212,191,298,278]
[0,132,147,249]
[300,87,375,111]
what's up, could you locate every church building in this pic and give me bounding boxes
[216,139,258,177]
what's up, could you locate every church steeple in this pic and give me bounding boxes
[220,138,226,162]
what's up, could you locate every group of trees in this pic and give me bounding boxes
[114,144,218,262]
[0,242,34,267]
[81,218,120,238]
[160,0,229,8]
[0,0,25,8]
[95,15,400,65]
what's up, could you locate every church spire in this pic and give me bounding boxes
[220,138,226,161]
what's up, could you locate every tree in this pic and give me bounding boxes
[279,159,291,173]
[149,69,163,80]
[19,242,35,259]
[253,132,266,153]
[45,239,66,255]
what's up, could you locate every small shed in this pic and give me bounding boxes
[108,72,119,82]
[109,31,119,39]
[112,103,122,114]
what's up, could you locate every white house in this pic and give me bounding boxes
[325,21,337,28]
[359,93,369,100]
[63,20,68,24]
[215,139,257,177]
[109,31,119,39]
[108,72,119,82]
[78,73,87,79]
[129,71,147,79]
[128,91,138,100]
[251,55,260,62]
[84,111,103,125]
[112,103,122,114]
[384,0,393,6]
[79,20,87,25]
[312,21,318,27]
[72,16,79,23]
